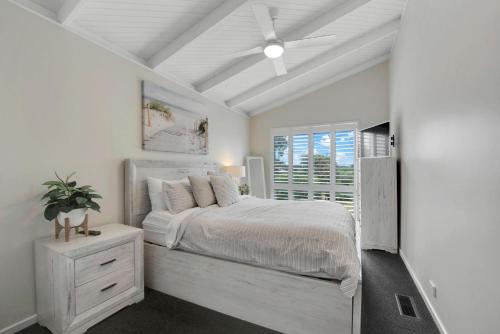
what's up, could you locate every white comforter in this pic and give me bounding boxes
[144,198,360,297]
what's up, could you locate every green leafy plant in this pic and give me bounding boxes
[41,172,102,221]
[238,183,249,195]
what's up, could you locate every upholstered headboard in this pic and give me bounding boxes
[124,159,218,227]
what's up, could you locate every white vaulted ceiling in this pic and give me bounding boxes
[12,0,406,116]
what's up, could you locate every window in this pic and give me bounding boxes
[335,192,355,213]
[293,190,309,200]
[313,132,330,185]
[273,136,288,184]
[335,131,355,186]
[313,191,331,200]
[292,134,309,184]
[273,189,288,200]
[271,123,357,216]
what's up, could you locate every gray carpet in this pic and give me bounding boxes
[361,250,440,334]
[19,251,439,334]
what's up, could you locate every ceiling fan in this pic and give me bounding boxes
[230,3,338,76]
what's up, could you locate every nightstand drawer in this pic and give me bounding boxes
[75,242,134,286]
[75,267,135,315]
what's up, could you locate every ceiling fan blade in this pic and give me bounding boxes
[229,46,263,58]
[284,34,337,49]
[272,56,287,76]
[251,3,277,41]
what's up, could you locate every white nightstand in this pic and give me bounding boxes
[35,223,144,334]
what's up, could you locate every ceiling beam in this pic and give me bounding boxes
[248,53,390,117]
[148,0,247,69]
[226,19,400,108]
[195,0,371,93]
[58,0,87,25]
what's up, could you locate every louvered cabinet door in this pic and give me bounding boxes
[360,157,398,253]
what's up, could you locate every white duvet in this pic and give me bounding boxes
[143,197,360,297]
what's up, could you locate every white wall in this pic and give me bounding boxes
[250,61,389,197]
[390,1,500,333]
[0,2,248,330]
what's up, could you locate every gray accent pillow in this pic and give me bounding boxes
[188,175,216,208]
[162,180,196,214]
[209,175,240,207]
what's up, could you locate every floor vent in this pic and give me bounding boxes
[395,294,419,318]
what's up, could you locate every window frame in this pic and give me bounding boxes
[270,122,358,218]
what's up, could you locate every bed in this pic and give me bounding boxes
[125,159,362,334]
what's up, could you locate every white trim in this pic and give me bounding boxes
[271,121,358,133]
[226,20,400,107]
[148,0,247,69]
[0,314,37,334]
[58,0,87,25]
[399,249,448,334]
[195,0,371,93]
[248,52,388,117]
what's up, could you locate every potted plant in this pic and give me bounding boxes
[41,172,102,227]
[238,183,249,195]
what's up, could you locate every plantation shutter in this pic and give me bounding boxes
[313,132,331,185]
[334,130,356,214]
[270,124,357,216]
[335,130,355,186]
[273,189,288,200]
[273,135,288,184]
[292,134,308,184]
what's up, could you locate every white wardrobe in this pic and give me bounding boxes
[359,156,398,253]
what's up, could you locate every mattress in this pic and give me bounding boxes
[142,198,360,297]
[143,220,170,247]
[142,207,206,247]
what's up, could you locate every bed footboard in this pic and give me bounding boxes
[145,242,360,334]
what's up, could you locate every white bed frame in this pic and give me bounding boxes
[124,159,362,334]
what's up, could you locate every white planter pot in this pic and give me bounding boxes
[57,208,87,227]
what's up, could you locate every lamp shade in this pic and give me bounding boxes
[223,165,246,178]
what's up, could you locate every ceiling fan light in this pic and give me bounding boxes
[264,44,284,58]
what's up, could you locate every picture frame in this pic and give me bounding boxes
[142,81,208,154]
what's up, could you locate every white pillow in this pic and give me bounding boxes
[147,177,168,211]
[162,181,196,214]
[147,177,188,211]
[209,175,240,207]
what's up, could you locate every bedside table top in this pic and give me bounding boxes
[35,223,142,256]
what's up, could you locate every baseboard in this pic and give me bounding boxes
[0,314,37,334]
[399,249,448,334]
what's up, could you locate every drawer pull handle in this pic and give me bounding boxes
[100,283,117,292]
[100,258,116,266]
